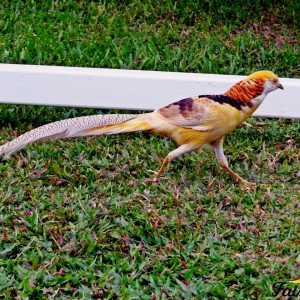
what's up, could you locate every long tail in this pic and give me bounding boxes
[0,113,154,158]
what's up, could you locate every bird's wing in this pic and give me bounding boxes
[155,96,232,131]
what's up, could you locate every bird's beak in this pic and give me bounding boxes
[277,82,284,90]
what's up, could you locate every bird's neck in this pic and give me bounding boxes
[224,78,268,118]
[224,78,266,107]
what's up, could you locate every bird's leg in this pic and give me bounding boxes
[152,157,170,183]
[210,137,250,185]
[152,144,196,183]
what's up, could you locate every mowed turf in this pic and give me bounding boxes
[0,1,299,299]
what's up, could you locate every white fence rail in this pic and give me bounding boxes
[0,64,299,119]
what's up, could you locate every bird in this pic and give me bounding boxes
[0,70,283,185]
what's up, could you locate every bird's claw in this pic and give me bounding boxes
[145,177,161,184]
[239,179,256,189]
[152,177,160,184]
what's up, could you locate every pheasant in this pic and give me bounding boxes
[0,70,283,185]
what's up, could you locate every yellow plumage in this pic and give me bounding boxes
[240,70,279,85]
[0,70,283,185]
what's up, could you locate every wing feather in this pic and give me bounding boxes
[155,96,225,131]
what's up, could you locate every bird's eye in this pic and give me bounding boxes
[271,78,278,84]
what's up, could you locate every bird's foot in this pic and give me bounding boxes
[145,178,160,184]
[150,176,160,184]
[145,173,161,184]
[238,178,256,190]
[146,170,162,184]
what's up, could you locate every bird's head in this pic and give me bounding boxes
[225,70,283,105]
[241,70,284,94]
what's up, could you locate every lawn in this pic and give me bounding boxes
[0,1,299,299]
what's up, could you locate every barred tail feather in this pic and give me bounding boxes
[0,113,138,158]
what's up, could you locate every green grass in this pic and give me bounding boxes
[0,1,300,299]
[0,0,299,75]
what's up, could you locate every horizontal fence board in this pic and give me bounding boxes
[0,64,299,119]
